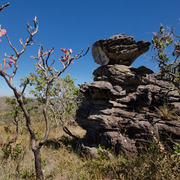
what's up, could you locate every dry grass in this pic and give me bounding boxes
[0,122,87,179]
[154,102,178,119]
[0,121,180,179]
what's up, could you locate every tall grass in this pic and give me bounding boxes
[0,122,180,179]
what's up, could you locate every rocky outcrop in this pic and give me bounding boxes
[92,33,151,66]
[76,34,180,156]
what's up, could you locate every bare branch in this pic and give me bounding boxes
[19,38,24,46]
[63,126,78,140]
[73,46,90,59]
[5,34,18,56]
[50,57,55,67]
[53,46,90,81]
[168,26,180,38]
[2,53,6,72]
[0,2,9,12]
[45,48,54,68]
[22,78,29,95]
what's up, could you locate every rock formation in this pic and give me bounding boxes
[76,34,180,156]
[92,33,151,66]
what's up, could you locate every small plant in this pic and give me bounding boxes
[35,131,42,141]
[154,102,178,119]
[19,168,35,180]
[11,141,22,160]
[4,126,11,133]
[97,144,111,160]
[0,136,19,162]
[171,143,180,160]
[0,143,12,162]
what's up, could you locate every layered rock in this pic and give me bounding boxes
[76,34,180,156]
[92,33,151,66]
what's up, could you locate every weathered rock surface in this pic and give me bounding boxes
[92,33,151,66]
[76,65,180,156]
[76,34,180,156]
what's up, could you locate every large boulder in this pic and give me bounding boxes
[76,65,180,156]
[92,33,151,66]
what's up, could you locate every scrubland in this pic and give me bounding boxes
[0,118,180,180]
[0,95,179,180]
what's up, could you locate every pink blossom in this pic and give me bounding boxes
[61,59,67,62]
[8,55,15,62]
[60,48,71,62]
[60,48,68,54]
[0,29,6,37]
[6,62,12,69]
[61,55,70,62]
[6,55,15,69]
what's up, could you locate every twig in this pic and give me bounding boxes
[22,78,29,95]
[0,2,9,12]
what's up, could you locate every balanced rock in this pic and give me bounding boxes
[92,33,151,66]
[76,34,180,157]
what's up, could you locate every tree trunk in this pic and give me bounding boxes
[14,111,19,134]
[32,147,44,180]
[16,121,18,134]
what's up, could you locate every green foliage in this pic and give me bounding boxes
[1,144,12,161]
[171,143,180,160]
[21,64,82,126]
[0,140,22,162]
[19,168,35,180]
[4,126,11,133]
[4,95,38,133]
[35,131,43,141]
[97,144,111,160]
[151,22,180,85]
[11,141,22,160]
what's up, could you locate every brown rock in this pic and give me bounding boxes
[76,34,180,157]
[76,65,180,156]
[92,33,151,66]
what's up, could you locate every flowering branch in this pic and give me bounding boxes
[0,16,38,89]
[30,45,89,146]
[0,4,89,178]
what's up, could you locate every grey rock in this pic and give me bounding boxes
[76,34,180,157]
[76,64,180,156]
[92,33,151,66]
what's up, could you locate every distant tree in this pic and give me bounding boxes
[0,3,89,179]
[48,74,83,138]
[151,21,180,88]
[5,96,37,134]
[21,67,82,136]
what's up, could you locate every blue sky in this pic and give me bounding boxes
[0,0,180,96]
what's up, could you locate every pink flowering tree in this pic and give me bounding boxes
[0,3,89,179]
